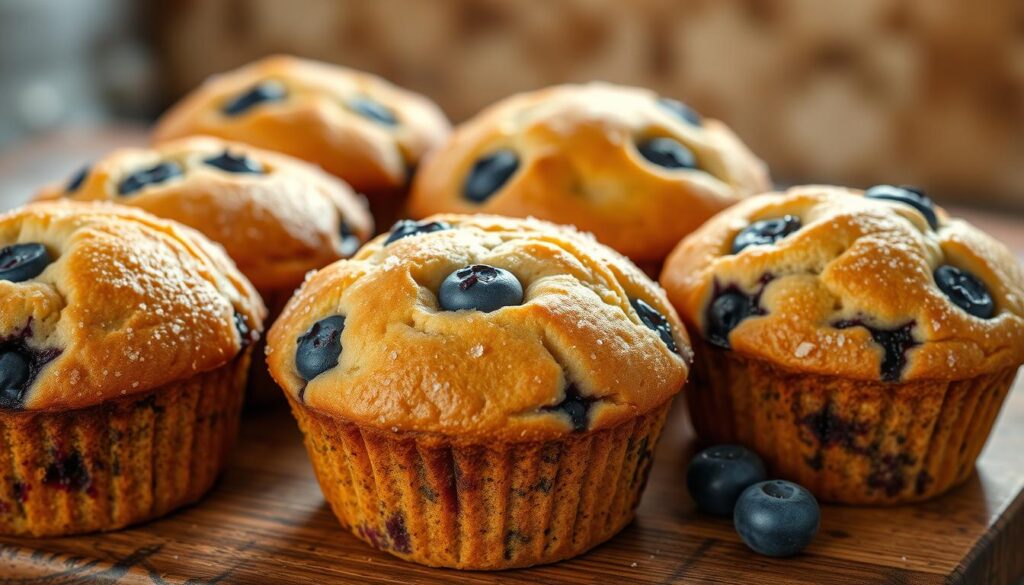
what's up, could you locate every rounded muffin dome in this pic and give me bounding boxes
[37,136,373,293]
[0,201,265,410]
[152,55,451,196]
[267,214,689,440]
[408,83,770,264]
[661,185,1024,382]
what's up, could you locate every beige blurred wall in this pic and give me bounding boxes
[156,0,1024,209]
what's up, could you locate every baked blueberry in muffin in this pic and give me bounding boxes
[408,82,770,269]
[0,202,264,535]
[266,214,689,569]
[661,185,1024,504]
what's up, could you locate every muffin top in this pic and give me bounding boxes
[661,185,1024,382]
[267,214,689,441]
[408,82,770,264]
[152,55,451,196]
[37,136,373,293]
[0,202,265,411]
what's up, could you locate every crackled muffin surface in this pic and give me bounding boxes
[153,55,451,195]
[267,214,689,440]
[408,83,770,263]
[37,136,372,293]
[661,185,1024,382]
[0,202,265,410]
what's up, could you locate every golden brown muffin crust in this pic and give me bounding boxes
[267,214,689,441]
[36,136,373,293]
[152,55,451,195]
[661,185,1024,382]
[408,83,770,263]
[0,202,265,411]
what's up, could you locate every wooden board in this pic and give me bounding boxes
[0,376,1020,584]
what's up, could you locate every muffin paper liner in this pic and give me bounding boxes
[687,339,1016,504]
[288,397,671,569]
[0,351,250,536]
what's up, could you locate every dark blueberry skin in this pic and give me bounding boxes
[636,137,697,170]
[0,243,52,283]
[295,315,345,381]
[934,265,995,319]
[234,313,252,350]
[0,351,30,409]
[349,96,397,125]
[439,265,523,313]
[66,165,90,193]
[732,216,802,254]
[834,319,917,382]
[686,445,767,517]
[657,97,702,126]
[464,150,519,203]
[223,81,287,116]
[734,480,820,557]
[118,162,183,195]
[631,298,679,355]
[541,385,596,432]
[203,151,264,174]
[338,221,361,256]
[384,219,452,245]
[705,291,754,349]
[865,184,938,230]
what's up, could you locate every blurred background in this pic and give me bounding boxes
[1,0,1023,213]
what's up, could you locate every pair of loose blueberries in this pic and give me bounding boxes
[222,80,399,126]
[463,97,704,204]
[66,151,265,197]
[687,445,820,557]
[707,186,997,378]
[294,219,681,431]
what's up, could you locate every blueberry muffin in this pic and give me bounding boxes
[0,202,264,535]
[152,55,451,223]
[407,83,770,270]
[37,135,373,313]
[266,214,689,569]
[661,185,1024,504]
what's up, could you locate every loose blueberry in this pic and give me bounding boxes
[732,216,802,254]
[865,185,938,230]
[463,150,519,203]
[348,96,397,125]
[631,298,679,354]
[0,351,30,409]
[734,480,820,557]
[0,243,52,283]
[834,319,918,382]
[203,151,264,174]
[934,265,994,319]
[295,315,345,381]
[66,165,89,193]
[636,137,697,170]
[541,385,596,432]
[384,219,451,245]
[338,220,361,256]
[705,291,754,349]
[686,445,767,517]
[222,81,287,116]
[657,97,702,126]
[118,162,183,195]
[438,264,523,313]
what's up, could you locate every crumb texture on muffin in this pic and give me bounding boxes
[152,55,451,194]
[661,184,1024,381]
[267,214,689,440]
[409,82,770,263]
[36,136,373,293]
[0,202,265,410]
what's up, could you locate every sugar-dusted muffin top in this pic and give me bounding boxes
[0,202,265,411]
[37,136,373,294]
[408,82,770,264]
[661,185,1024,382]
[267,214,689,441]
[152,55,451,195]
